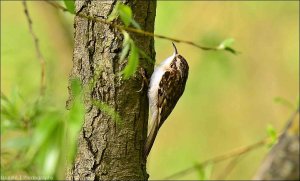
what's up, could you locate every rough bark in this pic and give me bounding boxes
[253,110,299,180]
[67,1,156,180]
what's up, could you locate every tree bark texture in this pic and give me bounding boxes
[253,111,299,180]
[67,1,156,180]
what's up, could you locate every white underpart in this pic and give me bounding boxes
[148,52,176,131]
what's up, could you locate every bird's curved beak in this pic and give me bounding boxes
[172,42,178,55]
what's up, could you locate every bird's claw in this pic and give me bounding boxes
[136,68,149,93]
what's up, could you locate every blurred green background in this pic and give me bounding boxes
[1,1,299,180]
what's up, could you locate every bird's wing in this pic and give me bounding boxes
[157,67,188,128]
[144,55,188,157]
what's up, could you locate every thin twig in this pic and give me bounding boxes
[45,1,237,53]
[22,1,46,96]
[164,137,272,180]
[280,107,299,138]
[215,155,243,180]
[46,1,69,13]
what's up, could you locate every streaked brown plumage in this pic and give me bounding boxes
[145,43,189,157]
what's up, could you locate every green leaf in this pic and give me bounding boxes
[218,38,235,49]
[107,2,119,22]
[274,96,295,110]
[68,80,84,129]
[122,41,139,79]
[122,31,131,46]
[63,0,75,14]
[43,144,60,176]
[66,79,85,163]
[120,31,131,61]
[117,3,133,27]
[70,78,82,97]
[217,38,239,54]
[120,43,130,61]
[68,99,84,139]
[266,124,277,147]
[107,2,141,29]
[196,163,213,180]
[25,113,61,161]
[1,92,19,122]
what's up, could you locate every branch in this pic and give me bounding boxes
[164,136,273,180]
[45,1,238,54]
[215,155,243,180]
[22,1,46,96]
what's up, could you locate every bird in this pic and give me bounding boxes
[144,42,189,157]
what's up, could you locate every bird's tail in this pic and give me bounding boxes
[144,110,160,157]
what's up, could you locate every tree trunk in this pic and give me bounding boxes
[253,110,299,180]
[67,1,156,180]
